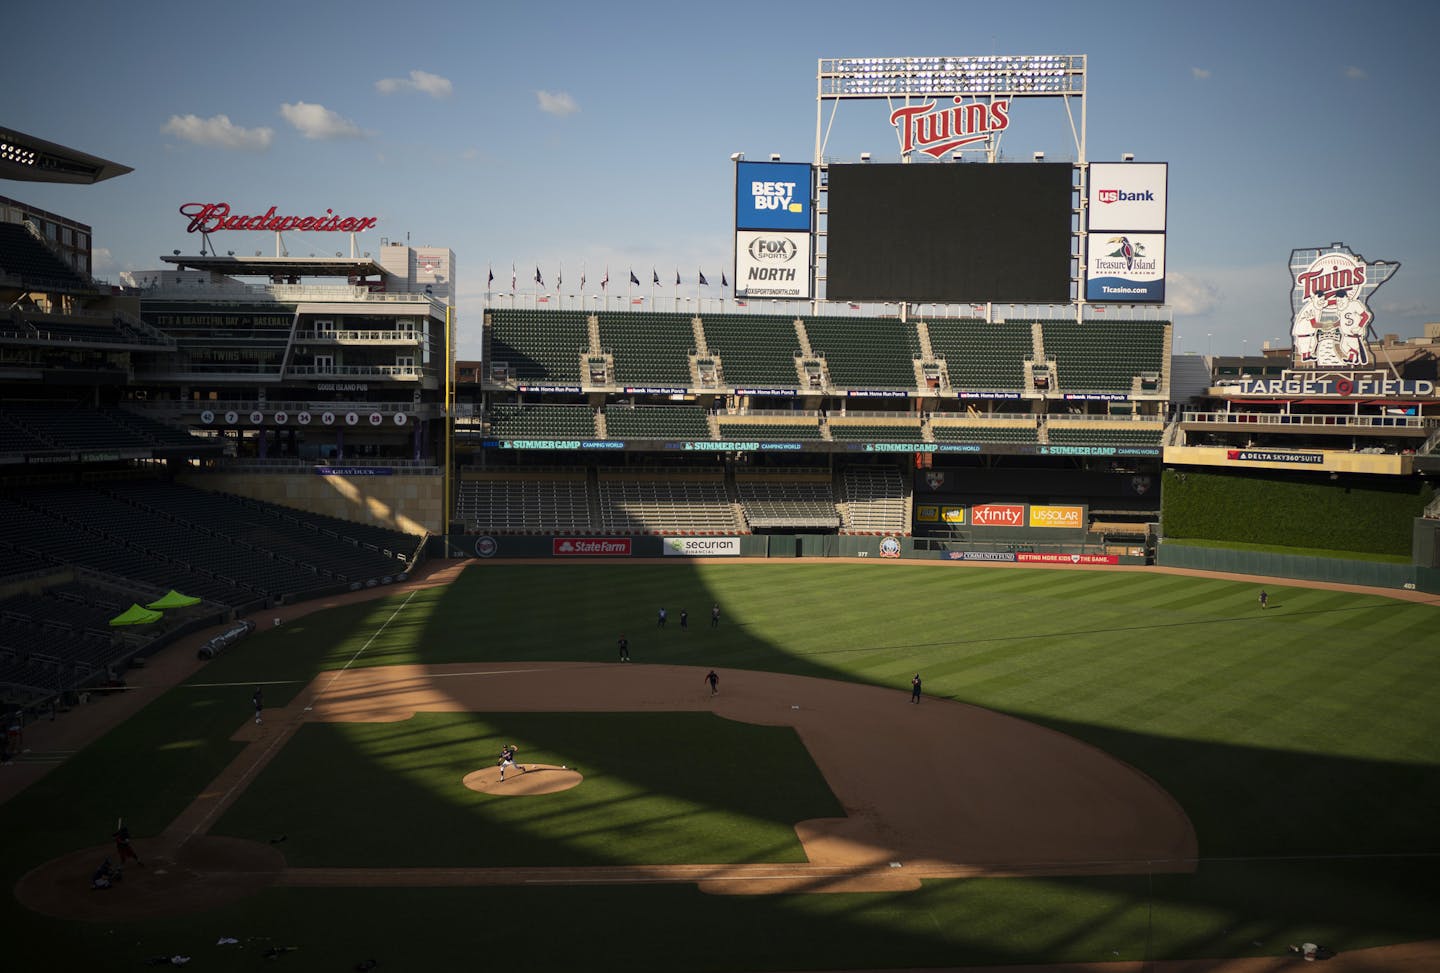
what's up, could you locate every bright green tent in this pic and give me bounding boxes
[145,590,201,610]
[109,603,163,627]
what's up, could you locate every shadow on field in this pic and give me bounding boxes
[6,561,1438,972]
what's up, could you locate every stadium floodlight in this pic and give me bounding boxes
[730,151,744,161]
[1122,153,1135,162]
[172,250,180,256]
[769,153,781,161]
[1033,151,1045,161]
[860,152,871,162]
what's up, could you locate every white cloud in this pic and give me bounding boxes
[1344,65,1367,80]
[1165,271,1222,316]
[536,90,579,117]
[161,113,273,150]
[375,69,453,98]
[280,102,369,140]
[91,247,114,272]
[1190,67,1211,81]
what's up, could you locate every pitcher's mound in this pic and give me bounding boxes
[463,764,582,796]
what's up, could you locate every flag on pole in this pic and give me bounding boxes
[652,269,660,285]
[675,270,681,286]
[556,263,562,291]
[487,267,494,288]
[534,266,544,287]
[537,295,550,303]
[580,265,586,291]
[721,272,728,288]
[601,267,609,290]
[632,297,645,305]
[1094,305,1107,313]
[735,299,748,307]
[848,303,861,310]
[630,270,640,286]
[510,263,516,293]
[699,270,709,286]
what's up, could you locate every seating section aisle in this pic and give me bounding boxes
[596,470,743,534]
[1046,424,1164,447]
[456,472,591,532]
[841,465,909,534]
[604,405,710,441]
[715,421,823,441]
[488,403,598,440]
[0,496,254,608]
[697,314,802,389]
[486,309,588,383]
[932,424,1039,444]
[827,423,924,442]
[1037,320,1167,392]
[598,312,695,387]
[105,480,414,578]
[802,316,920,389]
[1,403,187,451]
[735,471,839,529]
[0,222,91,291]
[928,318,1032,391]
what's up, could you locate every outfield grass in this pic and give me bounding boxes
[4,560,1438,972]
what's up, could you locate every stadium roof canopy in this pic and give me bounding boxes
[0,126,133,184]
[162,254,385,278]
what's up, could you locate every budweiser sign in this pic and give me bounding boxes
[889,98,1010,158]
[179,203,379,234]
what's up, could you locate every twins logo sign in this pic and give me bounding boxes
[1289,244,1399,369]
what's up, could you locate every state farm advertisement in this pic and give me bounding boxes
[664,537,741,557]
[1016,553,1119,565]
[1028,505,1085,529]
[552,538,632,557]
[970,503,1025,528]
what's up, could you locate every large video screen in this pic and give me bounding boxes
[826,163,1074,304]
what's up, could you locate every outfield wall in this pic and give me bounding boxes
[444,533,1145,565]
[1156,540,1423,590]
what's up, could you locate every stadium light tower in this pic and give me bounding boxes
[730,152,744,161]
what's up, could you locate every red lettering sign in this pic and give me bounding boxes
[179,203,379,234]
[552,538,633,557]
[889,98,1010,159]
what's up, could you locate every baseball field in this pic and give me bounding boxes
[4,558,1439,971]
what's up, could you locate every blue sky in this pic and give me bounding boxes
[4,0,1437,360]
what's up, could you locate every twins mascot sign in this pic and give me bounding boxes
[1288,244,1399,368]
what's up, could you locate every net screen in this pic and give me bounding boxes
[826,163,1074,303]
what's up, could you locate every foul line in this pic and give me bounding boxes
[305,589,420,711]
